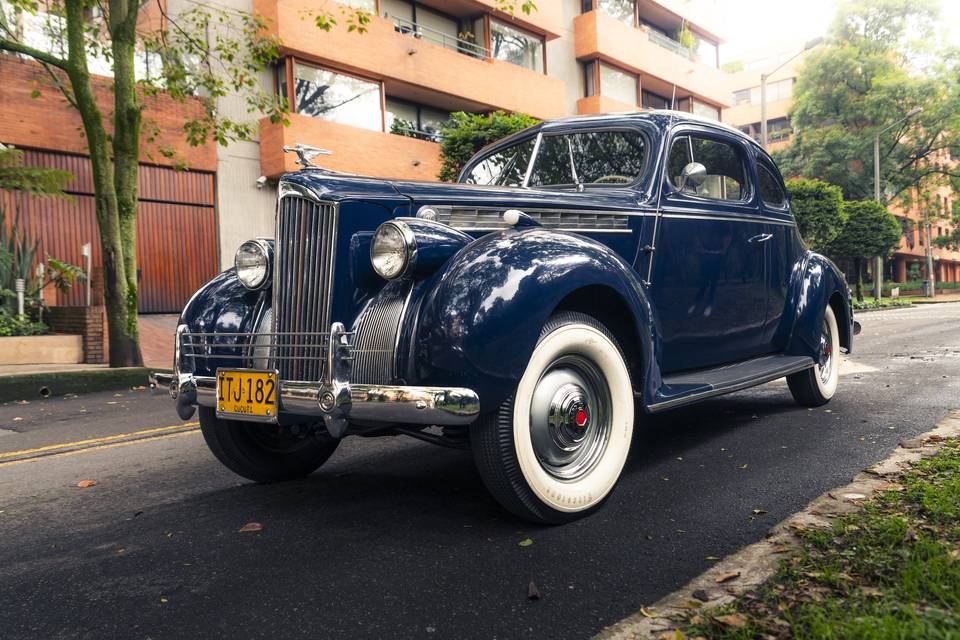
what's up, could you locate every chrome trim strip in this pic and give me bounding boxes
[660,211,796,226]
[646,358,814,413]
[423,205,796,227]
[278,180,324,202]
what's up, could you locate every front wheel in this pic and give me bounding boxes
[471,312,635,524]
[787,304,840,407]
[199,407,340,483]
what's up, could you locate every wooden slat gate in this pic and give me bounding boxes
[1,148,218,313]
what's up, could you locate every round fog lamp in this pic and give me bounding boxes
[235,239,272,290]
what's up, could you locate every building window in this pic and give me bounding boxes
[642,90,669,110]
[599,63,638,105]
[596,0,635,26]
[691,99,720,121]
[696,37,718,68]
[340,0,376,10]
[581,0,594,12]
[385,98,450,142]
[733,88,751,105]
[583,61,597,97]
[293,63,382,131]
[489,19,544,73]
[747,78,793,105]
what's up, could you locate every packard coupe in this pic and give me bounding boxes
[154,111,856,523]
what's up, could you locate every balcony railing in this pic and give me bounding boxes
[386,15,490,60]
[646,28,692,60]
[391,126,444,143]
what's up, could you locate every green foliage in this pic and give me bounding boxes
[437,111,540,182]
[721,60,744,73]
[0,145,73,197]
[0,314,48,336]
[390,117,418,138]
[785,178,845,252]
[827,199,902,300]
[674,23,695,50]
[775,0,960,210]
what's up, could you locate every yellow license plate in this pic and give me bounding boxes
[216,369,278,420]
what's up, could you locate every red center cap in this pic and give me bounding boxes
[575,408,588,428]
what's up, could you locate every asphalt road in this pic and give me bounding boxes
[2,303,959,640]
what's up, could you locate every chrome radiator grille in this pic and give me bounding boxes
[273,195,338,381]
[352,283,408,385]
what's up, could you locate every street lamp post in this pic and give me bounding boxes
[873,106,923,300]
[760,37,823,150]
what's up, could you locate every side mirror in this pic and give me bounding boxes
[680,162,707,187]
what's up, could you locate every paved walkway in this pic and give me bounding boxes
[138,314,178,369]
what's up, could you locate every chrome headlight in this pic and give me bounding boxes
[234,239,272,290]
[371,221,415,280]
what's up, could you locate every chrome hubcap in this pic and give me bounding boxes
[817,319,834,385]
[529,355,611,480]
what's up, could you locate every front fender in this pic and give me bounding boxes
[780,251,853,359]
[412,228,657,413]
[179,269,266,377]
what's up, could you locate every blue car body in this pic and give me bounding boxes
[175,111,853,424]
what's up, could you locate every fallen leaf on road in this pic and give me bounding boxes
[752,508,768,514]
[518,538,534,547]
[677,599,701,610]
[705,555,720,561]
[691,589,710,602]
[639,606,657,618]
[160,597,168,604]
[928,434,947,443]
[239,522,263,533]
[76,479,97,488]
[715,571,741,584]
[527,581,541,600]
[714,613,747,629]
[900,439,923,449]
[739,464,748,470]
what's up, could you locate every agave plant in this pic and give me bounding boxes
[0,203,39,315]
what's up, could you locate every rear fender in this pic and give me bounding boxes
[779,251,853,358]
[411,228,659,413]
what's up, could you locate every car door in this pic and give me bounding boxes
[650,127,769,373]
[755,155,802,347]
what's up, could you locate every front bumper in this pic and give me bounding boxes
[150,322,479,437]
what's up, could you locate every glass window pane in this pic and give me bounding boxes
[696,38,717,67]
[340,0,376,10]
[380,0,413,21]
[668,135,746,201]
[490,20,544,72]
[597,0,634,25]
[599,63,637,105]
[530,130,646,187]
[570,130,646,184]
[758,163,786,208]
[642,90,669,110]
[583,61,596,97]
[417,6,459,41]
[385,98,418,132]
[294,64,382,131]
[465,138,536,186]
[692,99,720,121]
[419,106,450,137]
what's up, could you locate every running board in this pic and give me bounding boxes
[646,354,815,413]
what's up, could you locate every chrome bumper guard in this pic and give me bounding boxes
[149,323,479,437]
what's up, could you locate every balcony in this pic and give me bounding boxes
[576,94,638,115]
[573,10,732,108]
[259,113,442,180]
[254,0,566,119]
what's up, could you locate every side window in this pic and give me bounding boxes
[464,137,536,186]
[528,130,646,187]
[667,134,747,201]
[757,163,787,209]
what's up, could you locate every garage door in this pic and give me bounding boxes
[1,148,218,313]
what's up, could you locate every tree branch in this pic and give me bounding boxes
[38,60,79,109]
[0,36,73,72]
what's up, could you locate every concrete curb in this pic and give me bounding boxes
[0,367,169,403]
[594,410,960,640]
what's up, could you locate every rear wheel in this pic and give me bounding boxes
[199,407,339,482]
[471,312,635,524]
[787,304,840,407]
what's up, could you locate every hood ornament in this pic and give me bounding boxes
[282,143,333,168]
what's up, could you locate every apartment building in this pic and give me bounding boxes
[723,50,960,286]
[1,0,729,311]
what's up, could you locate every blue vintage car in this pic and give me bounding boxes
[154,111,857,523]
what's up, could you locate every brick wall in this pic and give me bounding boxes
[47,306,106,364]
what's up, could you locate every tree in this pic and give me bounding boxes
[0,144,73,196]
[785,178,845,252]
[775,0,960,211]
[827,200,902,301]
[437,110,540,182]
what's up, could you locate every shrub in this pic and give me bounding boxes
[437,111,539,182]
[785,178,845,253]
[0,314,49,337]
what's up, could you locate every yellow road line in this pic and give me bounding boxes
[0,429,200,468]
[0,422,199,460]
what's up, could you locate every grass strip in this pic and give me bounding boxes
[678,440,960,639]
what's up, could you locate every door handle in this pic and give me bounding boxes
[748,233,773,244]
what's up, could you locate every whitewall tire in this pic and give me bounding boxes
[471,312,635,524]
[787,304,840,407]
